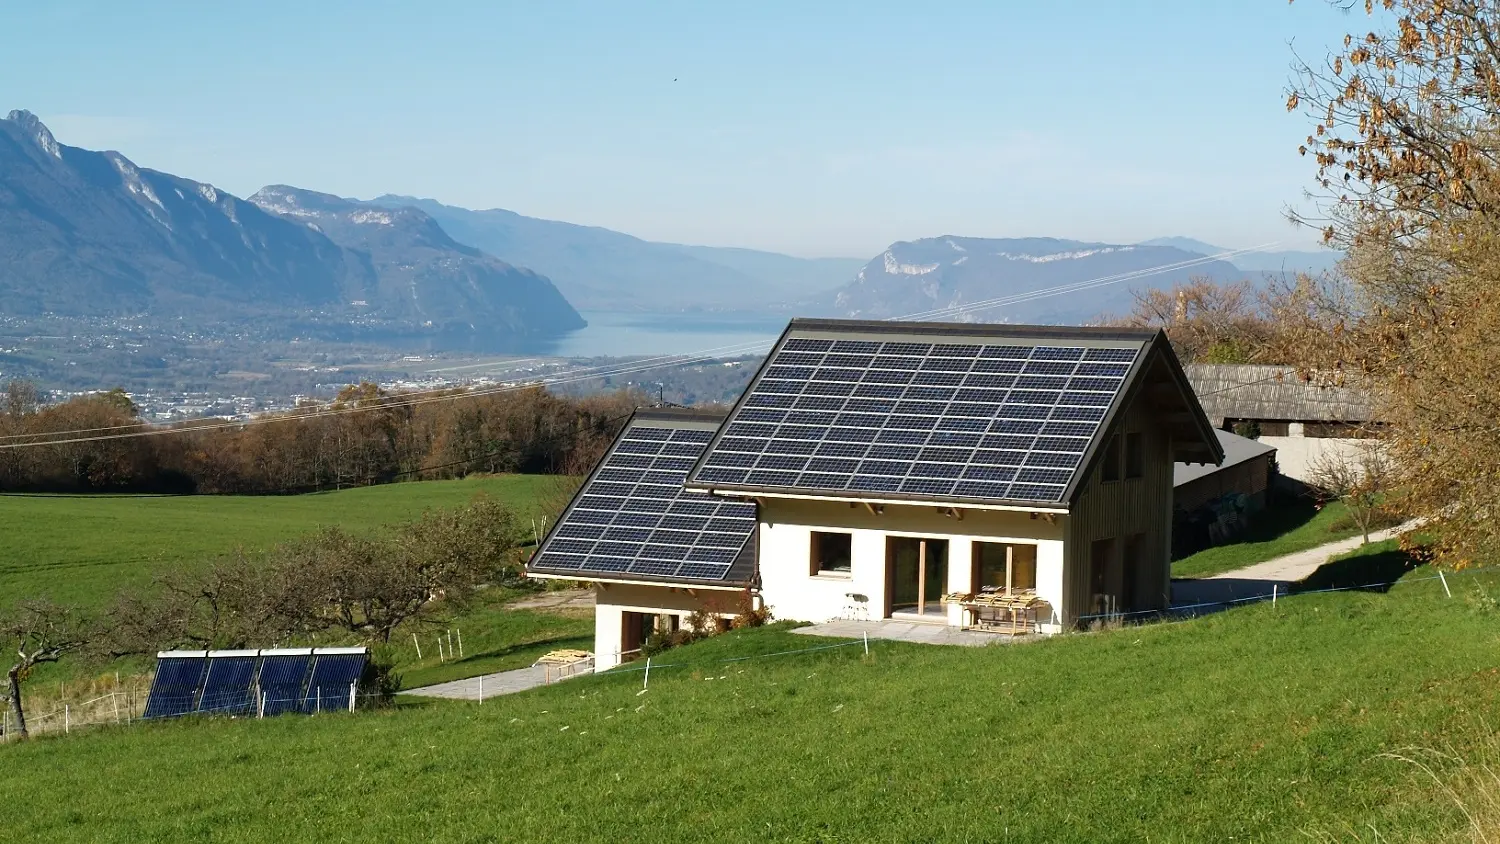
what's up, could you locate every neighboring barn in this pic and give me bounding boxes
[529,318,1224,667]
[1173,429,1277,556]
[1183,364,1375,483]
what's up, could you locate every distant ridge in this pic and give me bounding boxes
[0,110,583,350]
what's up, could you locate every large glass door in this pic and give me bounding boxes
[886,537,948,617]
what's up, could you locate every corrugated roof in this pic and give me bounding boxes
[1173,429,1276,486]
[1184,364,1375,424]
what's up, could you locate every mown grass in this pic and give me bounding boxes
[5,565,1497,842]
[1171,498,1367,579]
[392,592,592,690]
[0,475,561,606]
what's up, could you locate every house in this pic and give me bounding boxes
[1183,364,1375,483]
[1172,428,1278,556]
[529,319,1223,669]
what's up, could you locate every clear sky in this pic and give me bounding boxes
[1,1,1365,257]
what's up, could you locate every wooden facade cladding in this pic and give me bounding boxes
[1063,367,1177,627]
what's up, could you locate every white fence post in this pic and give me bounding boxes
[1271,584,1277,609]
[457,629,464,659]
[863,632,869,656]
[112,692,121,724]
[478,675,484,703]
[64,705,70,734]
[348,682,356,713]
[437,638,445,663]
[413,633,423,660]
[259,691,266,719]
[1440,570,1452,598]
[643,657,651,691]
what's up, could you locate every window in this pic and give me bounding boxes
[1101,434,1121,482]
[973,542,1037,593]
[1124,431,1144,479]
[810,531,853,576]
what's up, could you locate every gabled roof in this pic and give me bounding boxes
[526,407,758,588]
[1173,429,1276,487]
[1184,364,1376,425]
[685,318,1222,510]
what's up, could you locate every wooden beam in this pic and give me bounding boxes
[918,539,928,615]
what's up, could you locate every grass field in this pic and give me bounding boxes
[1171,498,1366,579]
[391,592,592,690]
[0,475,566,605]
[5,562,1497,842]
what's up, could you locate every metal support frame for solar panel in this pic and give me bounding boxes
[687,319,1176,509]
[528,408,758,587]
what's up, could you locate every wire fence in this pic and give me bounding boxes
[7,564,1489,742]
[1074,564,1490,625]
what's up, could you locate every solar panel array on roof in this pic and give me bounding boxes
[529,415,757,584]
[690,335,1142,504]
[142,648,369,719]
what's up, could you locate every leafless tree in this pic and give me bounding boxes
[1308,441,1395,546]
[1,599,92,740]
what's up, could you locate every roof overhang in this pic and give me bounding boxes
[525,571,752,591]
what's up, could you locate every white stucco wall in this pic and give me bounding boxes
[756,498,1067,632]
[1259,434,1367,482]
[590,582,739,672]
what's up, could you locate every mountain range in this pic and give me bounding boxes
[0,110,582,350]
[0,108,1346,354]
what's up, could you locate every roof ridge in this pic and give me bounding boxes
[787,318,1158,342]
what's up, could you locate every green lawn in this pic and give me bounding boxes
[1171,498,1368,579]
[392,593,592,690]
[4,564,1496,842]
[0,475,562,606]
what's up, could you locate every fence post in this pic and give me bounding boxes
[348,682,356,713]
[259,691,266,719]
[1440,570,1452,599]
[457,629,464,659]
[447,629,454,659]
[65,705,70,734]
[863,632,869,657]
[478,675,484,703]
[112,692,121,724]
[644,657,651,691]
[437,638,445,663]
[1271,584,1277,609]
[413,633,423,660]
[316,688,321,714]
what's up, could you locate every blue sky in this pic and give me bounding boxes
[2,1,1364,257]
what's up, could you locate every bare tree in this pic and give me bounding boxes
[1308,441,1395,546]
[1,599,92,740]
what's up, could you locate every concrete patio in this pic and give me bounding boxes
[790,618,1028,647]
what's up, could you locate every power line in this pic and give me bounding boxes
[0,243,1283,451]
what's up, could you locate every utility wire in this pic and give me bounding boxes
[0,243,1284,450]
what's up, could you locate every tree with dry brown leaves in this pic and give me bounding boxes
[1289,0,1500,566]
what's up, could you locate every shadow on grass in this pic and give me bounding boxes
[1294,548,1421,594]
[443,633,593,669]
[1173,494,1323,562]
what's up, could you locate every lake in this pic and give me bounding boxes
[528,310,789,359]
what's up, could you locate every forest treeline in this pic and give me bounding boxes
[0,381,644,494]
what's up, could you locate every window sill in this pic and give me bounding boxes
[810,571,854,581]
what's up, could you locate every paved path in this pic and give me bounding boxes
[791,618,1023,647]
[400,659,592,701]
[1171,519,1421,607]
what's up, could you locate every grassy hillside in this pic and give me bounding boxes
[4,564,1495,842]
[1172,499,1363,579]
[0,475,566,605]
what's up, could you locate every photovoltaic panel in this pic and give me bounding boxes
[257,651,313,716]
[196,652,258,714]
[529,412,757,584]
[143,652,208,719]
[301,650,369,714]
[690,330,1145,505]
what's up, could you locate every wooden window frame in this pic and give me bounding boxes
[809,530,854,577]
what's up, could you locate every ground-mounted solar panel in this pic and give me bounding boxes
[143,652,210,719]
[256,649,313,715]
[528,409,758,585]
[301,648,370,714]
[196,651,259,714]
[689,320,1152,506]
